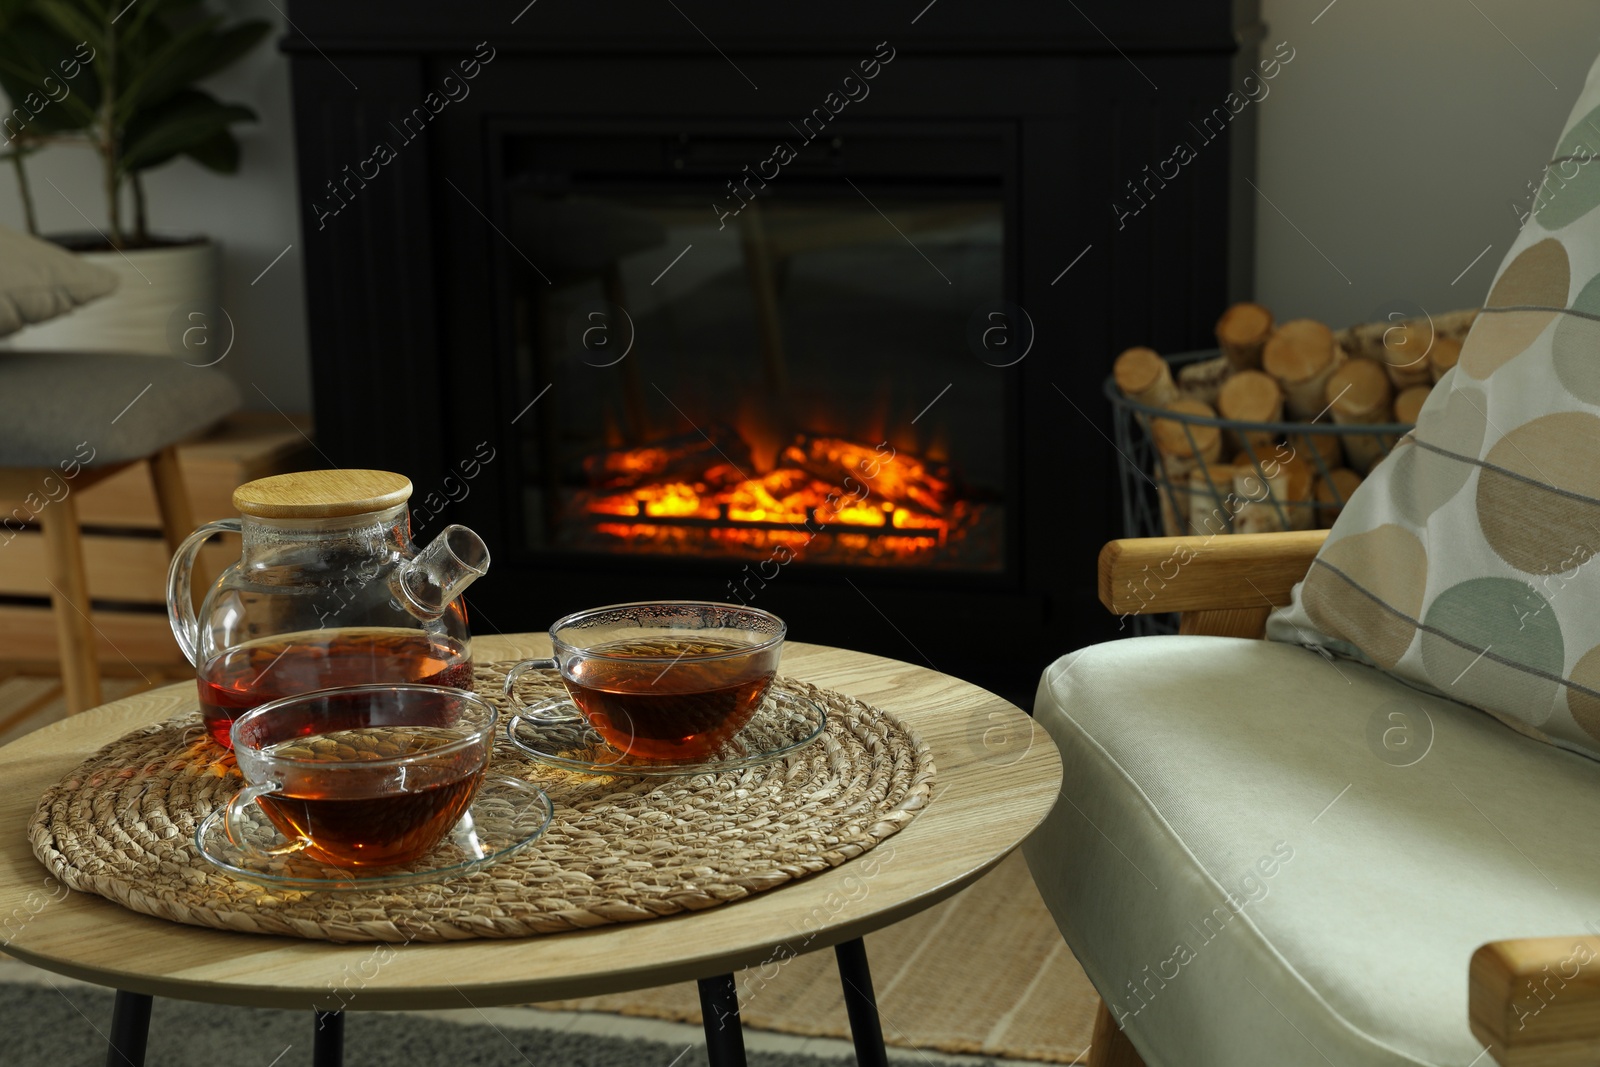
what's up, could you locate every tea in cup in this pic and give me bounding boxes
[226,684,497,867]
[504,601,785,762]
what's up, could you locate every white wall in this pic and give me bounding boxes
[1254,0,1600,326]
[4,1,1599,415]
[0,0,309,413]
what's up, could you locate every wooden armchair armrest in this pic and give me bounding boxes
[1471,937,1600,1066]
[1099,530,1327,618]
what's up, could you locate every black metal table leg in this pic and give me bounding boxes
[105,990,153,1067]
[313,1009,344,1067]
[835,937,890,1067]
[697,973,748,1067]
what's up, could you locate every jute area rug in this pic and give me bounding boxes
[540,851,1098,1063]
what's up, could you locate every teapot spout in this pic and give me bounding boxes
[393,525,490,621]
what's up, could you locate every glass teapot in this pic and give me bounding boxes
[167,469,490,748]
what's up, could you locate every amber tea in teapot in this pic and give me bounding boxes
[197,629,472,748]
[168,470,490,749]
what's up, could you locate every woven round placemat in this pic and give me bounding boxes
[28,662,934,943]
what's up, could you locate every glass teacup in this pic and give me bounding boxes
[503,601,786,762]
[225,684,497,867]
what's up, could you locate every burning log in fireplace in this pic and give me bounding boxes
[563,427,999,568]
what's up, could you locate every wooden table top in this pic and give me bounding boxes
[0,636,1061,1011]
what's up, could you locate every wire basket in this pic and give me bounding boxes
[1105,348,1415,632]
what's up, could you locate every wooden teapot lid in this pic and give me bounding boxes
[233,470,413,519]
[1263,319,1337,382]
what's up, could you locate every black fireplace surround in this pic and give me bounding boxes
[284,1,1261,701]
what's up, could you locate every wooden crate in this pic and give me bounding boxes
[0,413,315,667]
[72,412,315,528]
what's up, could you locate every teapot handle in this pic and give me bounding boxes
[167,518,241,667]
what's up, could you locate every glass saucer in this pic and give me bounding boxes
[507,686,826,776]
[195,775,554,891]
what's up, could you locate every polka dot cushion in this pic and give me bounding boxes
[1267,57,1600,760]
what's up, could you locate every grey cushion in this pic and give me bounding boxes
[0,225,119,337]
[0,352,241,466]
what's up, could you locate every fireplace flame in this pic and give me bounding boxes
[574,427,974,562]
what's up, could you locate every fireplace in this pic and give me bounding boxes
[502,123,1007,575]
[284,2,1259,700]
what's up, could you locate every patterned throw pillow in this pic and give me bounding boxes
[1267,54,1600,760]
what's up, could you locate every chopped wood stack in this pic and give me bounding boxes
[1112,302,1478,536]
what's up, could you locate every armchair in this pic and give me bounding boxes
[1024,530,1600,1067]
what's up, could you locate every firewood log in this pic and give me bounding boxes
[780,435,951,515]
[1313,468,1363,527]
[1151,399,1223,464]
[1186,464,1241,536]
[1113,347,1178,406]
[1286,431,1345,479]
[1232,450,1315,531]
[1325,358,1394,474]
[1231,463,1292,534]
[1334,319,1386,364]
[1216,370,1283,456]
[1337,309,1477,379]
[1164,476,1190,537]
[1216,302,1274,371]
[1151,399,1223,533]
[1429,336,1461,383]
[1394,384,1431,425]
[1156,454,1207,535]
[1264,320,1347,420]
[1176,355,1233,407]
[583,426,753,490]
[1379,322,1435,390]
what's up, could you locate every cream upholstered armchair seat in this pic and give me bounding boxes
[1023,533,1600,1067]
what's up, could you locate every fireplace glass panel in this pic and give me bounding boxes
[508,170,1005,572]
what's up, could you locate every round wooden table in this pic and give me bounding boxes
[0,637,1062,1066]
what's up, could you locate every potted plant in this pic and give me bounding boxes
[0,0,268,354]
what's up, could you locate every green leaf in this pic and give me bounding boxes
[118,87,255,174]
[114,18,268,123]
[182,126,238,173]
[31,2,108,57]
[112,15,220,115]
[0,16,98,133]
[117,0,196,46]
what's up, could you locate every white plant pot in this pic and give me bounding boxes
[4,239,218,357]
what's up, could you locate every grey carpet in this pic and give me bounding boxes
[0,981,873,1067]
